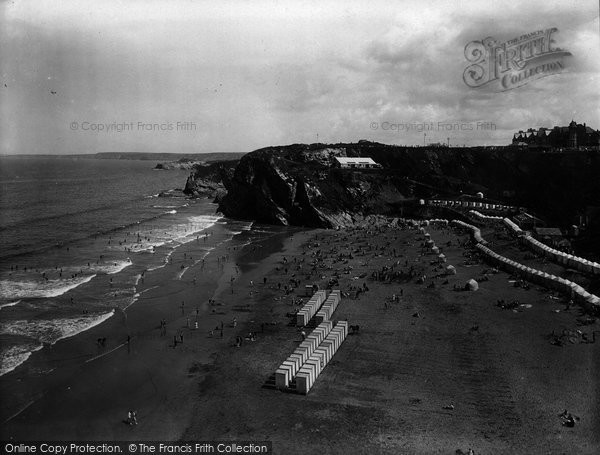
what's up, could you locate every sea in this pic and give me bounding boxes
[0,156,255,377]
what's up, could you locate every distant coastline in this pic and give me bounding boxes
[0,152,246,161]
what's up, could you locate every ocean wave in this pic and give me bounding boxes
[36,259,131,277]
[0,274,97,299]
[189,214,223,224]
[0,300,21,310]
[146,262,165,272]
[175,266,189,280]
[0,197,145,232]
[110,213,221,255]
[165,210,177,214]
[129,285,159,307]
[103,259,132,275]
[0,310,115,346]
[0,342,44,376]
[1,204,191,261]
[146,248,176,271]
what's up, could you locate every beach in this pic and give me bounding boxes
[0,221,291,438]
[2,220,598,453]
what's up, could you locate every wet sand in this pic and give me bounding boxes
[0,226,297,440]
[2,222,599,454]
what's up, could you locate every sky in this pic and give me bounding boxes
[1,0,598,154]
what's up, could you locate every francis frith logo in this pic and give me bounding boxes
[463,27,571,91]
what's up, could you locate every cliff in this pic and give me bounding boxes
[217,142,600,235]
[218,145,414,227]
[183,159,239,200]
[155,158,201,170]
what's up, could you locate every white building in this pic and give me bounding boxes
[333,157,381,169]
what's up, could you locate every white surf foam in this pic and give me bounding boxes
[0,342,44,376]
[130,285,159,307]
[175,266,189,280]
[0,300,21,310]
[0,310,115,346]
[37,259,131,278]
[98,259,132,275]
[0,274,97,299]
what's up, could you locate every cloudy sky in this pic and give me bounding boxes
[1,0,598,154]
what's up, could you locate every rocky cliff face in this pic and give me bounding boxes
[183,159,238,201]
[217,142,600,233]
[218,144,417,227]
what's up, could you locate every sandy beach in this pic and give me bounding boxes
[2,221,599,454]
[0,225,295,440]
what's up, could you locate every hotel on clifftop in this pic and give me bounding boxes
[512,120,600,151]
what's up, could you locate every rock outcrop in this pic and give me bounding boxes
[183,159,239,201]
[218,144,416,227]
[155,159,200,170]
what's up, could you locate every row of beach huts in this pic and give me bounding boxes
[419,217,600,312]
[427,199,521,212]
[274,290,347,395]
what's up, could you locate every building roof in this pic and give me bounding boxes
[334,157,378,165]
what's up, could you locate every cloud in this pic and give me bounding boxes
[1,0,598,154]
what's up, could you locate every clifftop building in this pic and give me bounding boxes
[512,120,599,150]
[333,157,381,169]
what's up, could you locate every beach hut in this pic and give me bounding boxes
[446,265,457,275]
[438,253,446,263]
[465,279,479,291]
